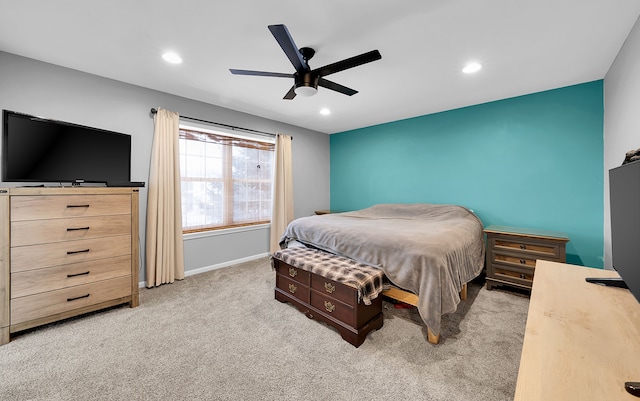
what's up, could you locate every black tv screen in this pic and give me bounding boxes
[610,159,640,304]
[2,110,131,184]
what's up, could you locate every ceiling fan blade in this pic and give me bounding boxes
[313,50,381,77]
[229,69,293,78]
[318,78,358,96]
[283,86,297,100]
[268,24,308,72]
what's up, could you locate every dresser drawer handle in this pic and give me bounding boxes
[520,273,527,279]
[66,204,90,208]
[324,301,336,313]
[67,249,90,255]
[67,271,90,278]
[519,259,526,264]
[67,227,90,231]
[520,244,527,250]
[324,282,336,293]
[288,283,297,294]
[67,294,90,302]
[288,267,297,278]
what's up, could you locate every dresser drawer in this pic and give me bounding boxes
[11,235,131,273]
[10,275,131,325]
[276,274,309,302]
[310,291,355,326]
[11,215,131,247]
[311,275,356,306]
[11,255,131,298]
[10,194,131,221]
[491,237,562,260]
[275,262,310,286]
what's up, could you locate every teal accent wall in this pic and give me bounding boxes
[330,81,604,267]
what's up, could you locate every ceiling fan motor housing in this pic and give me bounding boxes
[294,72,319,96]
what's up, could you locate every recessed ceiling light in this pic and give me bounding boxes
[162,52,182,64]
[320,108,331,116]
[463,62,482,74]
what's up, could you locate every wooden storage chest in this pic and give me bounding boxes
[272,249,383,347]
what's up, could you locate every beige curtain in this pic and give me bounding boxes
[270,133,294,253]
[146,108,185,287]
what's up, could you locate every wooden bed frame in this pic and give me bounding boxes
[382,284,468,344]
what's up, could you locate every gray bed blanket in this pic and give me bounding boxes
[279,203,485,336]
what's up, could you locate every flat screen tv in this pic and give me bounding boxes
[2,110,131,185]
[608,159,640,304]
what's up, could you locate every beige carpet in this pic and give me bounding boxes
[0,257,529,401]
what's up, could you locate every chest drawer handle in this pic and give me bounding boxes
[519,259,526,264]
[288,283,297,294]
[67,271,90,278]
[67,204,90,208]
[67,249,90,255]
[324,282,336,293]
[67,227,90,231]
[520,244,527,250]
[67,294,90,302]
[288,267,297,278]
[520,273,527,279]
[324,301,336,313]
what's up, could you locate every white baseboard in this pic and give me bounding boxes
[139,252,270,288]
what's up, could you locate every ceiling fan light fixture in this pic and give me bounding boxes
[294,83,318,97]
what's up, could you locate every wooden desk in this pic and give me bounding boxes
[514,260,640,400]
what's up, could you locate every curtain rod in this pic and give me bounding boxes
[150,108,281,139]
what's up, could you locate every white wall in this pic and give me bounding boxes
[604,16,640,269]
[0,51,330,282]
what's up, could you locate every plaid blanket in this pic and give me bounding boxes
[271,247,384,305]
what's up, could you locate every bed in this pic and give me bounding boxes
[279,203,485,343]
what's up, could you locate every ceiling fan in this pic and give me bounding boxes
[229,24,382,99]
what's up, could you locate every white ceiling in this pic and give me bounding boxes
[1,0,639,134]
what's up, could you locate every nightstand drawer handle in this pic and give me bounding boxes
[288,283,297,294]
[324,301,336,313]
[519,259,526,264]
[520,244,527,250]
[324,282,336,293]
[288,267,297,278]
[520,273,527,279]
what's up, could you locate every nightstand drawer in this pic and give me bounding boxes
[492,238,561,259]
[492,253,537,269]
[493,265,534,287]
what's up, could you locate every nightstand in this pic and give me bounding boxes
[483,225,569,291]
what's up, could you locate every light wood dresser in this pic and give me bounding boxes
[484,225,569,291]
[515,260,640,400]
[0,187,140,345]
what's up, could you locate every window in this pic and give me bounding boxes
[179,126,275,233]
